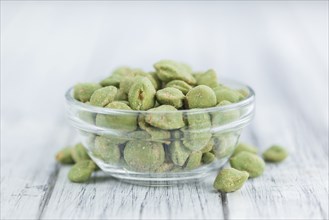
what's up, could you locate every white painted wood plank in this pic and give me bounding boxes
[41,167,224,220]
[230,105,328,220]
[0,119,73,219]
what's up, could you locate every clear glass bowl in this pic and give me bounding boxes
[65,80,255,185]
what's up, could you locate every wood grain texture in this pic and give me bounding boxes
[1,1,328,220]
[0,119,70,219]
[227,108,328,220]
[41,169,223,219]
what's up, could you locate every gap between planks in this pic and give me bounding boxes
[37,163,60,219]
[36,128,77,219]
[220,193,229,220]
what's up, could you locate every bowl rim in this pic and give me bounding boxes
[65,79,255,114]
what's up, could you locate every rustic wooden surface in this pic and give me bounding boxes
[1,1,328,219]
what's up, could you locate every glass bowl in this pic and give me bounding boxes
[65,80,255,185]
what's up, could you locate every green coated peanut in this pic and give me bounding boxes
[201,138,214,153]
[128,77,156,110]
[212,134,237,159]
[169,141,191,166]
[186,85,217,108]
[213,168,249,192]
[93,136,121,164]
[212,100,240,125]
[68,160,97,183]
[232,142,258,157]
[165,80,193,95]
[202,152,216,164]
[138,115,171,142]
[263,145,288,162]
[185,151,202,170]
[193,69,218,88]
[55,147,74,164]
[182,130,212,151]
[90,86,117,107]
[74,83,101,102]
[95,101,137,131]
[144,105,185,130]
[123,140,165,172]
[230,151,265,178]
[156,87,185,108]
[154,60,196,85]
[71,143,90,163]
[213,86,243,103]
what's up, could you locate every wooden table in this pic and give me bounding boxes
[1,1,328,219]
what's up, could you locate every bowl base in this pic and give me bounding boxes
[91,156,230,186]
[109,172,210,186]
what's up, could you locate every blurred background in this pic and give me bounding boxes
[1,1,328,146]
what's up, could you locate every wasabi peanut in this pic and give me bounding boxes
[169,141,191,166]
[263,145,288,162]
[202,152,215,164]
[114,88,128,101]
[156,87,185,108]
[154,60,196,85]
[212,100,240,125]
[182,109,212,150]
[183,130,212,151]
[232,142,258,157]
[78,103,95,124]
[119,70,160,94]
[238,89,249,98]
[96,101,137,131]
[186,85,217,108]
[213,86,243,103]
[193,69,218,88]
[93,136,121,164]
[128,77,156,110]
[155,163,175,173]
[55,147,74,164]
[213,168,249,192]
[230,152,265,177]
[201,139,214,153]
[212,134,236,159]
[90,86,117,107]
[74,83,101,102]
[186,109,212,130]
[100,67,127,86]
[68,160,97,183]
[165,80,193,94]
[56,143,98,182]
[128,130,152,140]
[138,115,171,141]
[144,105,185,130]
[123,140,165,172]
[71,143,90,163]
[100,67,138,87]
[185,151,202,170]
